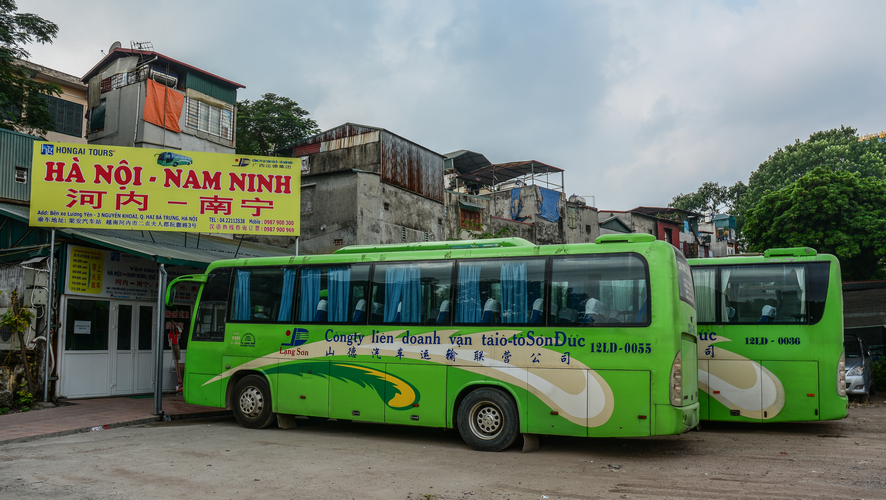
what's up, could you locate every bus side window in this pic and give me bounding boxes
[551,254,649,327]
[230,267,295,323]
[297,264,370,324]
[193,268,231,342]
[371,262,451,325]
[454,258,544,326]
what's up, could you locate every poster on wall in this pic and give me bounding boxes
[66,246,200,304]
[29,142,300,236]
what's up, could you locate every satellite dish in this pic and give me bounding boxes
[109,41,122,52]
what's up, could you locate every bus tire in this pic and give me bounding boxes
[173,161,178,167]
[457,387,518,452]
[232,375,275,429]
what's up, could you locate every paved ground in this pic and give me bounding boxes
[0,394,228,445]
[0,394,883,499]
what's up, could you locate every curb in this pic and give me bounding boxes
[0,410,232,446]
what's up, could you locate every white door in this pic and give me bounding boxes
[60,298,112,398]
[112,302,156,395]
[112,303,136,395]
[135,304,156,393]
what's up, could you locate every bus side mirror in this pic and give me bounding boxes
[166,288,176,306]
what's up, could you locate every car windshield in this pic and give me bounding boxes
[844,339,861,358]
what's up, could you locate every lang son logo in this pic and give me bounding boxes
[233,158,250,167]
[41,144,54,155]
[281,328,309,347]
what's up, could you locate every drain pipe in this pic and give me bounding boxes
[153,264,167,416]
[43,229,55,402]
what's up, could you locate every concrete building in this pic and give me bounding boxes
[598,207,707,257]
[444,152,599,245]
[276,123,445,254]
[80,42,243,153]
[5,59,88,143]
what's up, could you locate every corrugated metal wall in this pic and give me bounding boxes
[183,72,237,106]
[0,128,38,203]
[293,124,443,201]
[380,131,443,201]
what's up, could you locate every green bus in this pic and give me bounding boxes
[155,151,193,167]
[688,247,848,423]
[167,234,699,451]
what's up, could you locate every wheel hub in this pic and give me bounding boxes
[239,387,264,417]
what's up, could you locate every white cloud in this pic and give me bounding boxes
[15,0,886,209]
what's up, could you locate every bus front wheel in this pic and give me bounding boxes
[232,375,276,429]
[173,161,178,167]
[458,387,518,452]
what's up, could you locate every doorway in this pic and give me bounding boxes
[60,297,157,398]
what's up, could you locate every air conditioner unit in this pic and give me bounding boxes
[149,67,178,87]
[0,308,38,351]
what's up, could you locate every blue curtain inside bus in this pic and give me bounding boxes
[299,268,321,322]
[328,266,351,322]
[277,268,297,322]
[384,265,421,323]
[456,264,482,323]
[233,270,251,320]
[500,261,528,323]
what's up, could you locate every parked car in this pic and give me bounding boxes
[844,335,876,396]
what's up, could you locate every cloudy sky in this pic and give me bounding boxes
[16,0,886,210]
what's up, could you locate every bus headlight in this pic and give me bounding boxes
[670,350,683,406]
[837,351,846,397]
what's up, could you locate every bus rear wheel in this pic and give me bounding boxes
[232,375,275,429]
[458,387,518,451]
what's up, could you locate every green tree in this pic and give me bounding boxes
[0,289,35,393]
[743,167,886,281]
[737,126,886,221]
[0,0,61,136]
[236,93,320,156]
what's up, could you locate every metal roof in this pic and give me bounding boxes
[0,203,294,268]
[454,160,563,187]
[444,150,492,173]
[81,47,245,89]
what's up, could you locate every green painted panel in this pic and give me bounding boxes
[276,361,329,416]
[186,373,222,407]
[589,370,650,437]
[184,72,237,106]
[697,360,710,421]
[705,359,762,422]
[526,368,587,437]
[384,363,446,427]
[762,360,819,422]
[328,362,386,422]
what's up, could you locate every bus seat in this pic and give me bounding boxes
[393,302,402,323]
[352,299,366,323]
[370,302,384,323]
[634,301,648,323]
[480,299,500,324]
[759,305,776,323]
[549,303,559,323]
[558,308,576,324]
[313,299,328,323]
[528,298,543,324]
[436,300,450,324]
[725,306,735,322]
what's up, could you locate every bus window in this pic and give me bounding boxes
[230,266,296,323]
[720,264,817,324]
[550,254,649,326]
[371,261,452,325]
[454,258,545,326]
[193,268,231,342]
[691,267,717,323]
[297,264,370,323]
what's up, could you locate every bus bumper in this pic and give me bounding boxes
[654,402,700,435]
